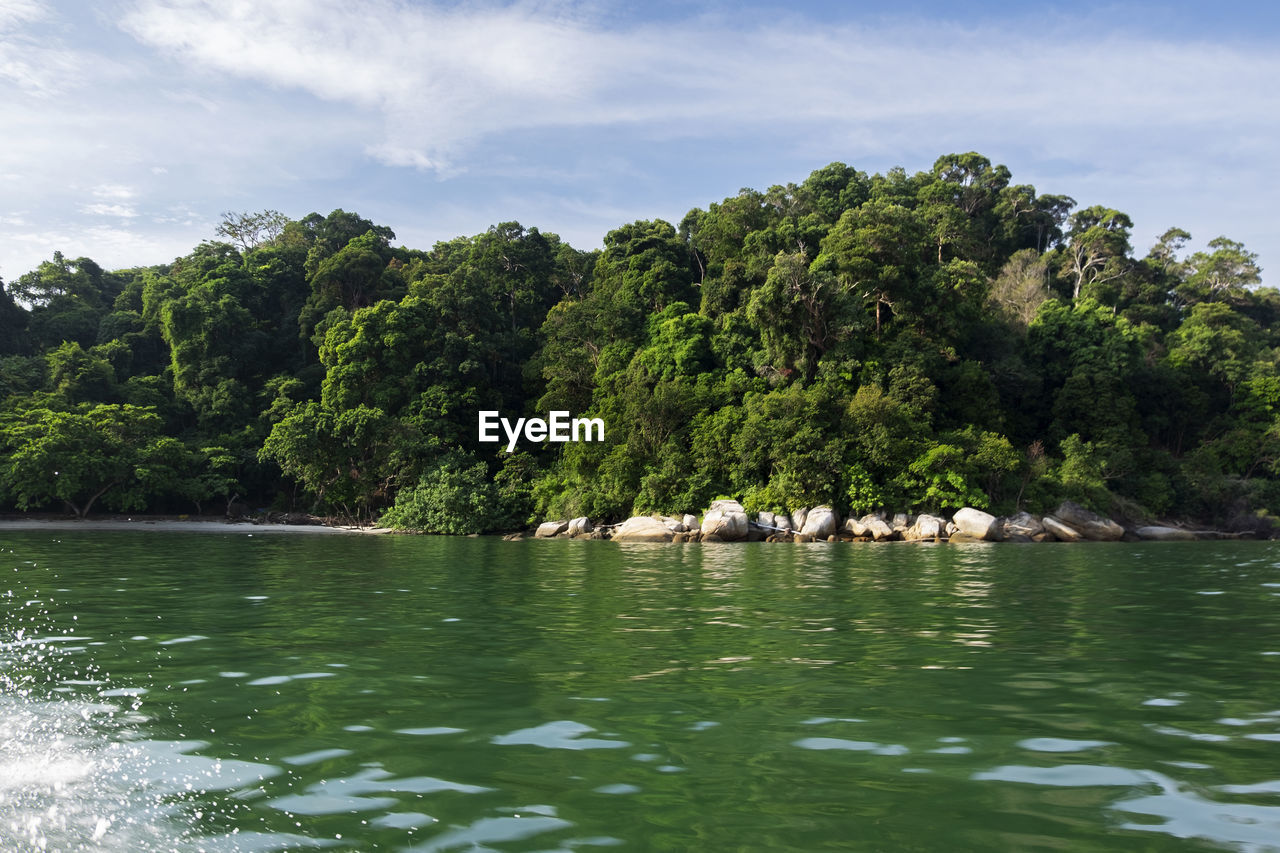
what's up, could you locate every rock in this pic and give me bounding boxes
[947,532,985,543]
[801,506,838,539]
[567,517,592,537]
[843,516,868,537]
[794,532,815,543]
[945,521,960,536]
[757,511,776,529]
[683,514,699,530]
[952,507,1000,541]
[775,514,793,532]
[672,531,689,543]
[1041,516,1082,542]
[659,515,685,533]
[1002,511,1044,539]
[792,508,809,532]
[1135,525,1198,541]
[1031,531,1052,543]
[859,514,896,541]
[536,520,569,538]
[747,526,767,542]
[904,513,946,541]
[502,532,525,541]
[611,516,674,542]
[1051,501,1124,541]
[701,499,749,541]
[1004,533,1033,543]
[891,512,911,531]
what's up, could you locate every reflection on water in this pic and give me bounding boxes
[3,535,1280,851]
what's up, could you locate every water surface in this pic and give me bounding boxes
[3,533,1280,851]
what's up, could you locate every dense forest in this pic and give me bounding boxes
[1,153,1275,533]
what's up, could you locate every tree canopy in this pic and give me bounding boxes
[1,156,1275,531]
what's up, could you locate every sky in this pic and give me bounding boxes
[2,0,1278,284]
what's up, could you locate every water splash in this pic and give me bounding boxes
[0,576,287,853]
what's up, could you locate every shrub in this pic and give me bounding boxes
[381,454,500,535]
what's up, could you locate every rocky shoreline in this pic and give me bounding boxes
[516,500,1256,544]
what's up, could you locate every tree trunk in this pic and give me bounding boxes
[79,481,119,519]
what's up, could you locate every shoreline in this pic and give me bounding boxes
[0,515,395,535]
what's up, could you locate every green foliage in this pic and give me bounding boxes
[381,454,502,535]
[2,159,1278,527]
[0,402,179,517]
[844,462,888,516]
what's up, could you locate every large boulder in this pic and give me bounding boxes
[891,512,911,532]
[682,514,699,531]
[800,506,838,539]
[952,507,999,541]
[775,514,794,532]
[756,511,777,530]
[843,516,869,537]
[903,514,946,541]
[1041,516,1082,542]
[1135,525,1198,541]
[1002,511,1044,539]
[791,508,809,532]
[566,517,592,537]
[1050,501,1124,541]
[859,514,896,541]
[612,516,674,543]
[536,520,569,538]
[701,499,749,541]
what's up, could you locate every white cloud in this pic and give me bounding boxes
[118,2,1280,171]
[92,183,135,200]
[0,0,46,30]
[2,1,1277,281]
[0,0,82,94]
[80,202,138,217]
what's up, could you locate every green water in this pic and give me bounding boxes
[3,533,1280,852]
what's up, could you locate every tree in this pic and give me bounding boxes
[0,403,179,518]
[988,249,1051,329]
[215,210,290,254]
[260,401,410,519]
[814,200,926,337]
[747,251,848,379]
[0,276,29,354]
[1060,206,1133,300]
[1177,237,1261,305]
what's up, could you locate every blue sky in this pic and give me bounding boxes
[2,0,1278,283]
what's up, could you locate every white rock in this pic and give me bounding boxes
[953,507,999,541]
[536,520,569,538]
[1042,516,1083,542]
[1135,525,1197,541]
[801,506,838,539]
[1002,511,1044,539]
[843,516,869,537]
[1052,501,1124,541]
[701,499,749,541]
[904,514,946,540]
[612,516,674,542]
[859,515,895,541]
[791,508,809,531]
